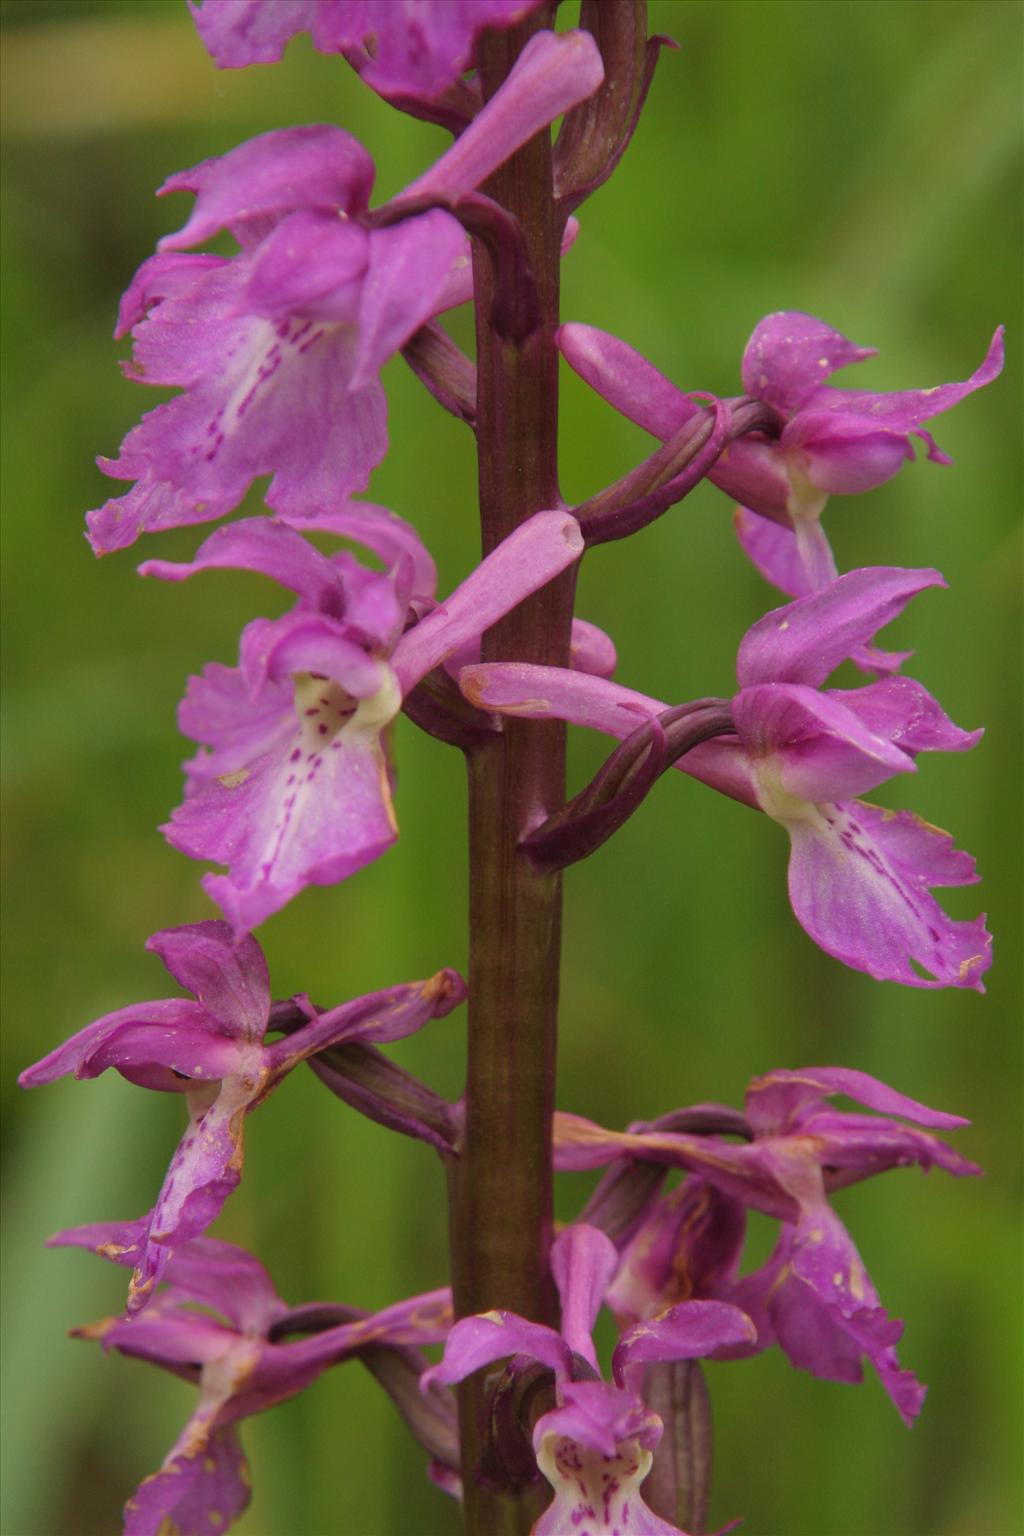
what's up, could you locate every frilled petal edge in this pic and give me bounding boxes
[785,800,990,989]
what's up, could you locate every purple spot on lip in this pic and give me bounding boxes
[317,723,328,735]
[289,748,301,762]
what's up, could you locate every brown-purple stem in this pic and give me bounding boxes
[447,10,572,1533]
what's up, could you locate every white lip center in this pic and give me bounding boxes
[753,757,822,824]
[535,1434,655,1533]
[293,672,359,751]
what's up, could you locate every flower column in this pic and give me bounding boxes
[451,13,576,1533]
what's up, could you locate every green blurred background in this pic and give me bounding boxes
[2,2,1020,1532]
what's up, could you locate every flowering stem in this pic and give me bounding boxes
[448,12,572,1532]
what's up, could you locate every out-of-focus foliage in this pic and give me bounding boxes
[1,3,1020,1533]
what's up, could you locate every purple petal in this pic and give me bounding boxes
[355,1,545,101]
[392,512,583,693]
[145,920,270,1039]
[124,1427,251,1536]
[784,410,916,495]
[774,1210,926,1426]
[708,435,795,524]
[741,311,877,416]
[115,251,227,337]
[354,213,468,389]
[88,260,387,552]
[780,520,838,605]
[734,506,812,599]
[570,618,617,678]
[325,557,408,650]
[421,1311,572,1390]
[431,234,474,314]
[810,1112,981,1182]
[17,999,224,1089]
[180,663,294,789]
[263,969,467,1073]
[189,0,319,68]
[538,1381,662,1461]
[459,664,758,809]
[158,125,375,250]
[282,501,437,604]
[550,1225,618,1370]
[734,510,912,674]
[163,1236,287,1333]
[551,1114,796,1224]
[139,517,344,608]
[785,799,991,989]
[607,1183,747,1326]
[272,1287,453,1377]
[127,1083,257,1313]
[552,1112,646,1173]
[613,1300,756,1391]
[75,1299,235,1369]
[736,684,915,804]
[736,567,945,690]
[404,30,604,202]
[58,1024,242,1093]
[833,676,982,755]
[190,0,545,103]
[241,612,392,698]
[50,1215,151,1268]
[745,1066,971,1135]
[812,326,1004,433]
[166,726,399,936]
[244,210,368,323]
[442,615,616,682]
